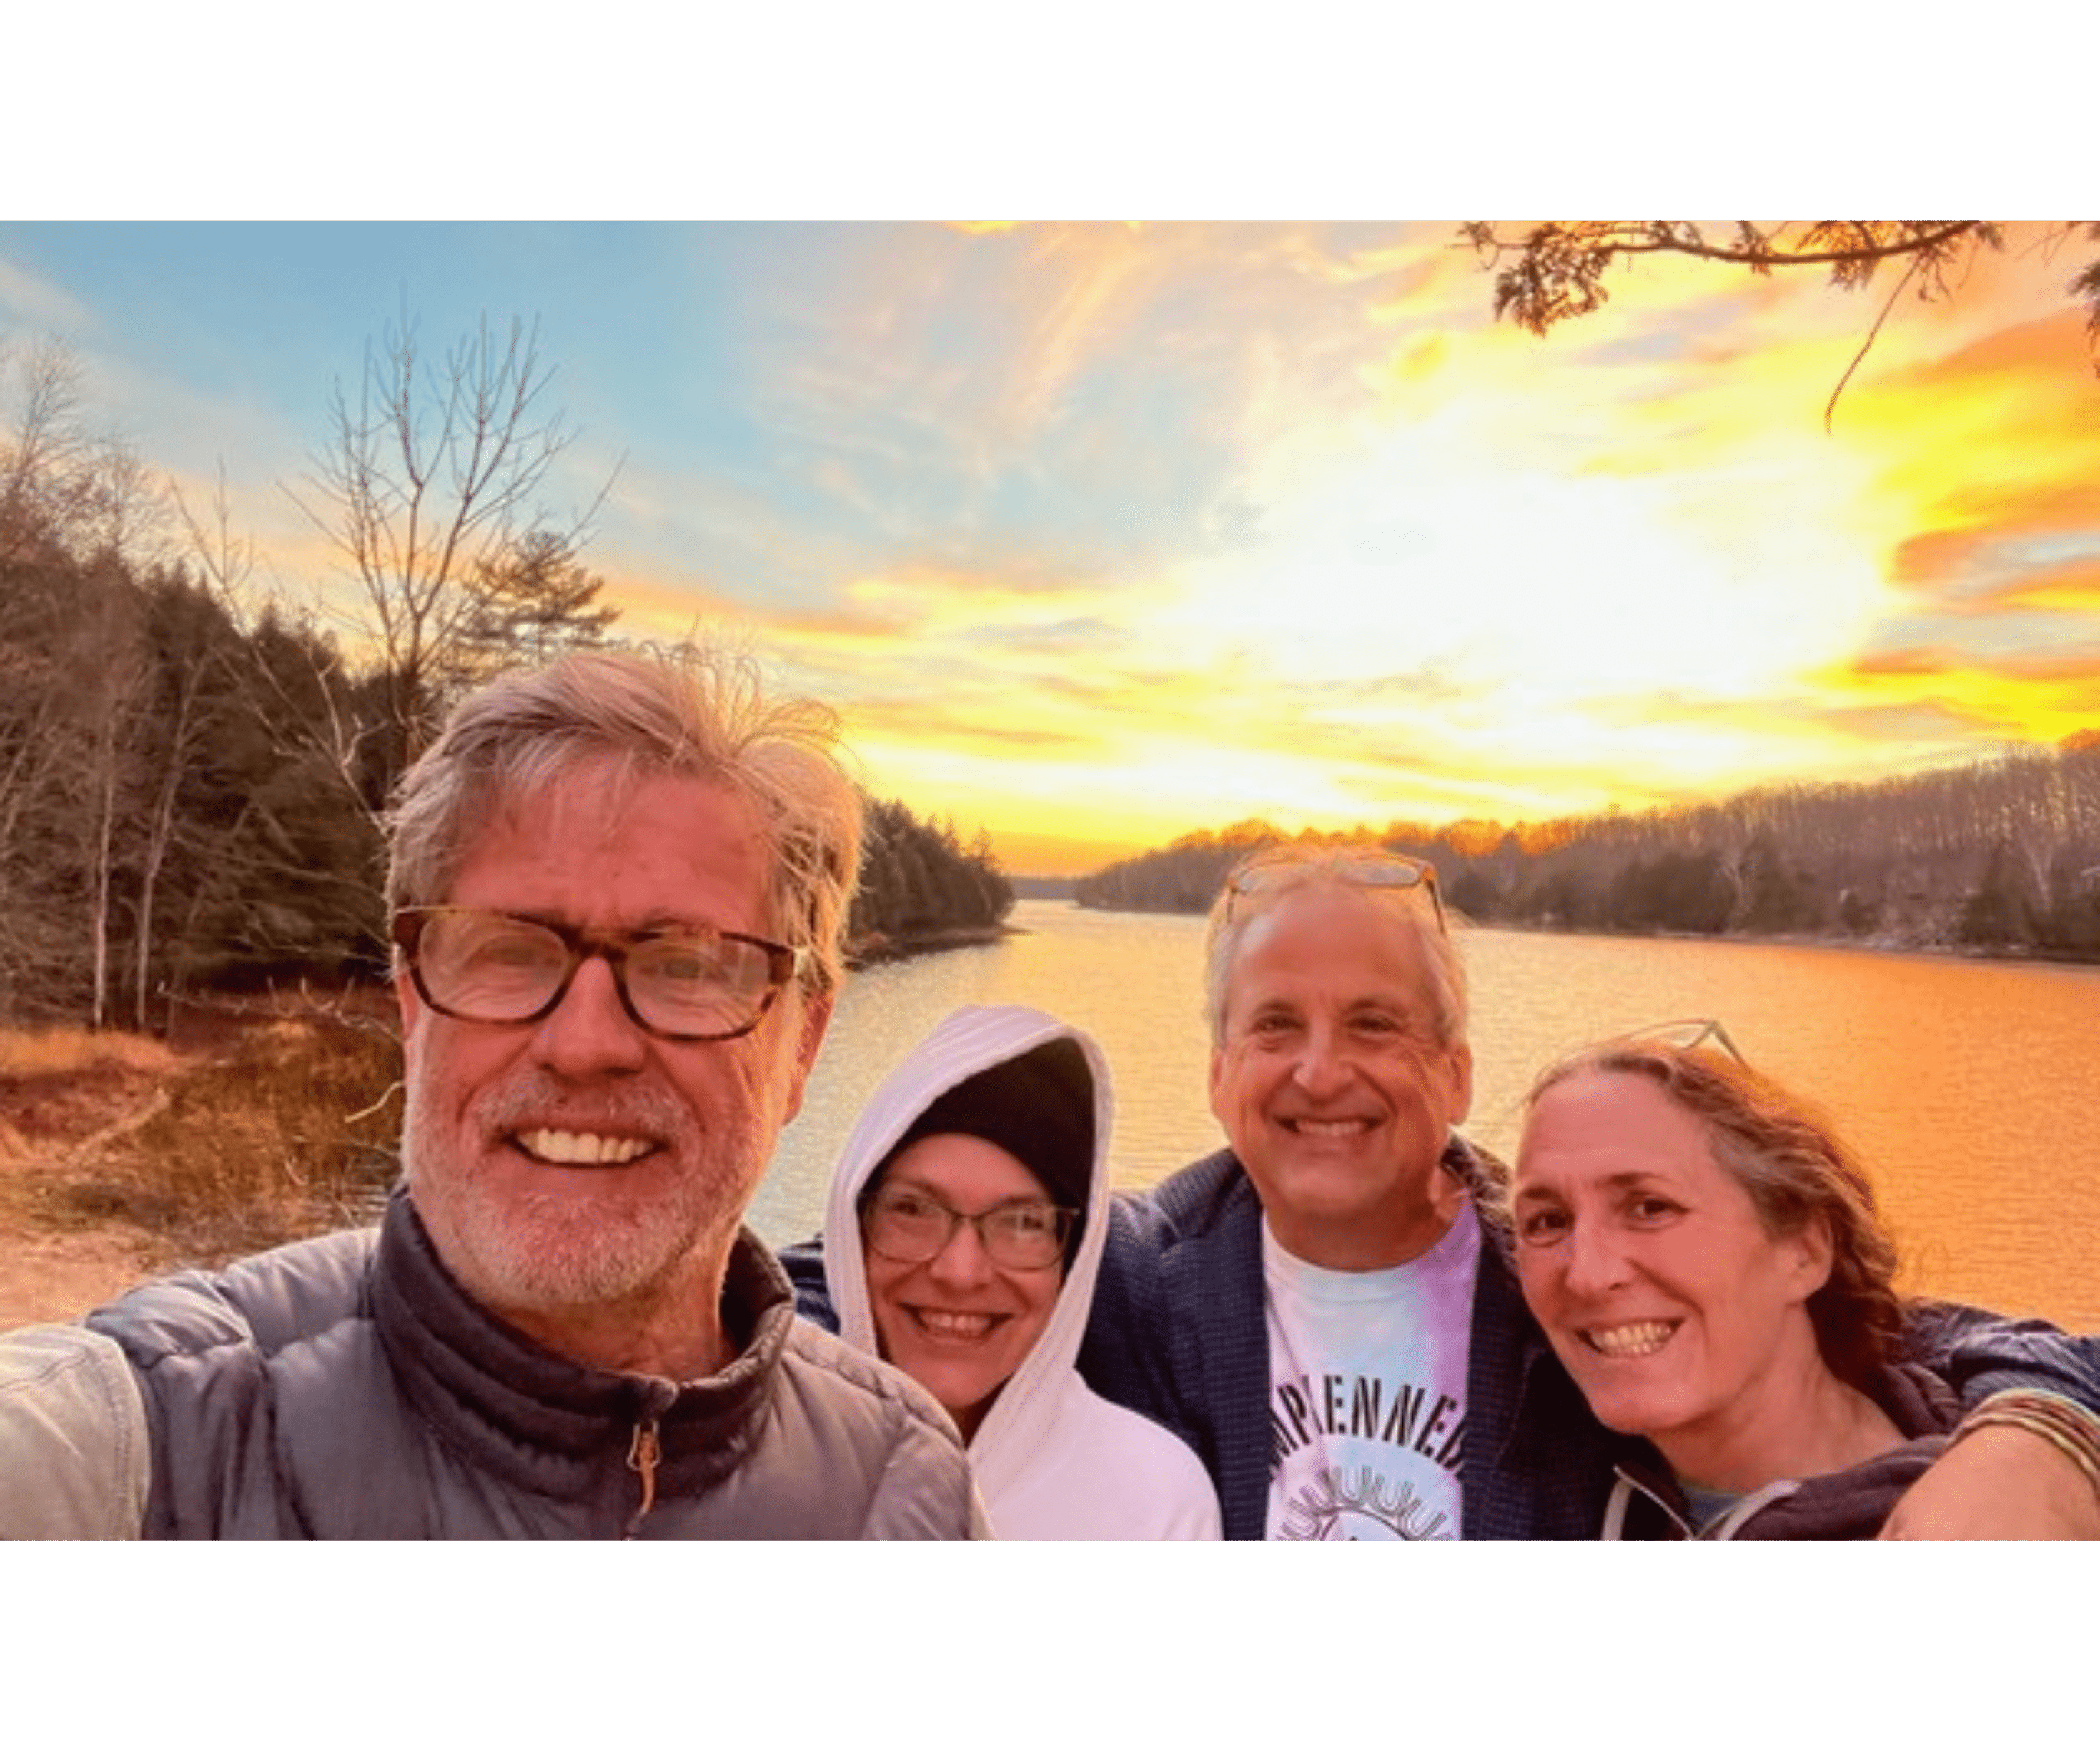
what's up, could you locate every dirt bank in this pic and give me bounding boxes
[0,1210,161,1330]
[1,1011,398,1330]
[0,1051,176,1326]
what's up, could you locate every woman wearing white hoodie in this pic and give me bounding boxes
[822,1005,1220,1538]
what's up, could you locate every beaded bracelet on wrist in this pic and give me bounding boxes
[1951,1390,2100,1502]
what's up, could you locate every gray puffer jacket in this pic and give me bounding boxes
[1,1188,981,1539]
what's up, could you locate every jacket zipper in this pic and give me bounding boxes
[623,1420,662,1538]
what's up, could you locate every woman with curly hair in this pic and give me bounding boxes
[1502,1023,1961,1539]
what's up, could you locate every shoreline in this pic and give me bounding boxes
[846,923,1018,968]
[1071,902,2100,971]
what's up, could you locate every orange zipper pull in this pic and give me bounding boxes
[624,1421,662,1538]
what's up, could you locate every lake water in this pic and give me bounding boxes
[750,899,2100,1333]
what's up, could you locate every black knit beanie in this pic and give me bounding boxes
[871,1036,1095,1261]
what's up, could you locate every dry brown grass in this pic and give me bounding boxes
[0,1027,181,1078]
[3,1015,405,1268]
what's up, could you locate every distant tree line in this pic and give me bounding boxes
[1009,875,1079,901]
[1075,737,2100,963]
[1,331,1009,1030]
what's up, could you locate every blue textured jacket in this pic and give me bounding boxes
[1076,1140,1618,1538]
[1076,1140,2100,1541]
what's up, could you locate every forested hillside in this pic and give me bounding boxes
[1,556,1013,1032]
[0,336,1009,1030]
[1076,737,2100,963]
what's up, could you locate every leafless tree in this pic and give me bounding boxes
[0,340,174,1024]
[1,338,94,560]
[284,310,611,790]
[1,338,172,565]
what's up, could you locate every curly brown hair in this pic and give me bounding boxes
[1518,1038,1908,1390]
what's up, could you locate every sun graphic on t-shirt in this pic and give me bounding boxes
[1277,1466,1456,1539]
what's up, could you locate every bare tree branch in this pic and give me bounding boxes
[1460,222,2099,422]
[1822,249,1931,435]
[282,307,613,790]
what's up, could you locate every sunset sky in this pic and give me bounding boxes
[4,219,2096,872]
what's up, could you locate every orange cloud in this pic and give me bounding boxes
[1823,646,2100,747]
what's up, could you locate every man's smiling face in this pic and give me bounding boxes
[396,757,828,1359]
[1208,883,1472,1270]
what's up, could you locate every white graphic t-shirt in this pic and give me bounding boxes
[1263,1201,1480,1540]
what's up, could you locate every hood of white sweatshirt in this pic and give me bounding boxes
[822,1003,1114,1507]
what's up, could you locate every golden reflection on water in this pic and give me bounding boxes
[754,901,2099,1331]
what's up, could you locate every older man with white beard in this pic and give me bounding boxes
[0,646,981,1539]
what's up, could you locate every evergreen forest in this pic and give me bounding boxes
[0,333,1010,1032]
